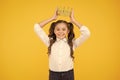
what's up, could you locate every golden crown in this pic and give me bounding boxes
[57,7,72,16]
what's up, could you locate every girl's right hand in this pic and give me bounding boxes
[51,8,58,20]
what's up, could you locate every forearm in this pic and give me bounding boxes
[72,19,83,29]
[38,17,55,28]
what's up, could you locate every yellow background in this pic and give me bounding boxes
[1,0,120,80]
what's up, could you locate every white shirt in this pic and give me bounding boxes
[34,23,90,72]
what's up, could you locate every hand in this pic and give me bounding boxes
[70,9,83,28]
[70,9,75,23]
[51,8,58,20]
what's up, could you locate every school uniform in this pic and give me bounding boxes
[34,23,90,80]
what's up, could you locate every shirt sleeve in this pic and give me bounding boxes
[34,23,50,47]
[73,25,91,49]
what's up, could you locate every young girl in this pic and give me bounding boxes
[34,9,90,80]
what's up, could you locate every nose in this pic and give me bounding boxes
[58,30,63,33]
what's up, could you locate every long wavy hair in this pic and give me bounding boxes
[48,20,75,59]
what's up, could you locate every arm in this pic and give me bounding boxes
[34,9,58,47]
[39,9,58,27]
[70,10,91,49]
[70,10,83,29]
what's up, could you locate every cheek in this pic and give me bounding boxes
[61,31,67,36]
[64,30,69,34]
[54,30,58,35]
[64,31,67,34]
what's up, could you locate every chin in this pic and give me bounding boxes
[59,37,65,39]
[57,35,66,39]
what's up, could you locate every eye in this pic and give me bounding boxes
[62,28,66,31]
[56,28,60,31]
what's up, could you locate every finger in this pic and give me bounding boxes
[71,9,74,15]
[69,8,73,17]
[55,7,59,15]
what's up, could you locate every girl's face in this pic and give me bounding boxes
[54,23,69,39]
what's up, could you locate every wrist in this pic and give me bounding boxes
[71,19,76,23]
[51,16,57,21]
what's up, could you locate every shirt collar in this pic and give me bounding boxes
[56,37,67,42]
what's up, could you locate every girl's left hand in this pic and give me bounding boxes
[70,9,75,23]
